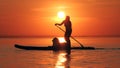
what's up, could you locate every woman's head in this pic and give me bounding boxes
[65,16,70,21]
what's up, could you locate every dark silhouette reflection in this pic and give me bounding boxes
[54,51,71,68]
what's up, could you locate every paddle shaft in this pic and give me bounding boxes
[56,25,84,47]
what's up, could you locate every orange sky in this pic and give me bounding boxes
[0,0,120,37]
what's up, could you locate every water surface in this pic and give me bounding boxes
[0,37,120,68]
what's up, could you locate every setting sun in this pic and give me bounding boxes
[57,11,65,19]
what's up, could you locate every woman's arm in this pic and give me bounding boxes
[55,21,64,26]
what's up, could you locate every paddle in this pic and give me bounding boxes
[55,25,84,48]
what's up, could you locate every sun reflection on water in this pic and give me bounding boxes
[55,52,70,68]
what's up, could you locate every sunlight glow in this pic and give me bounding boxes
[57,11,65,19]
[58,37,66,43]
[55,53,67,68]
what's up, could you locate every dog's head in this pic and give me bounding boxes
[52,37,59,42]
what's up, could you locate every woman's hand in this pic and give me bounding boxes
[55,23,59,26]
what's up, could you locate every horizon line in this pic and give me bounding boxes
[0,35,120,38]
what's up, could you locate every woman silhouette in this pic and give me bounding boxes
[55,16,72,52]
